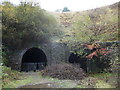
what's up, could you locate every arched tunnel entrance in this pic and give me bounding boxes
[68,53,87,72]
[21,47,47,72]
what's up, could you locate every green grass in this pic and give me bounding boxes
[88,72,117,80]
[95,80,114,88]
[75,85,85,88]
[88,72,117,88]
[1,66,34,88]
[3,76,33,88]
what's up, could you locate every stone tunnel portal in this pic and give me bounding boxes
[68,53,87,72]
[21,47,47,72]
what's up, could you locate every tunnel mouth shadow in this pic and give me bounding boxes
[21,47,47,72]
[68,53,87,72]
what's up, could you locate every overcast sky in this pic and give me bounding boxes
[2,0,120,11]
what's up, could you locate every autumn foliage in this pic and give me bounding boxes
[84,44,111,59]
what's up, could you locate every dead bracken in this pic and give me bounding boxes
[41,63,86,80]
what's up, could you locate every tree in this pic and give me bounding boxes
[62,7,70,12]
[2,1,62,64]
[71,7,118,44]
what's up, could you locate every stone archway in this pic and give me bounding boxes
[68,53,87,72]
[21,47,47,72]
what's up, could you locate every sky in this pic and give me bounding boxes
[1,0,120,11]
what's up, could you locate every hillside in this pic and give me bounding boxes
[54,2,118,45]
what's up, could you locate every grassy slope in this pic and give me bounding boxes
[54,2,118,44]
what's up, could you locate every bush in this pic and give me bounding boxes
[108,47,119,72]
[97,44,119,72]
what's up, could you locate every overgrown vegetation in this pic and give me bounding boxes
[1,65,35,88]
[58,2,118,44]
[76,72,118,88]
[56,2,119,73]
[2,1,62,65]
[2,66,20,87]
[1,1,119,88]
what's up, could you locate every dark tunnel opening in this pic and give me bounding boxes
[21,47,47,72]
[69,53,87,72]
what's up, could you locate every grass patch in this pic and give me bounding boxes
[88,72,116,78]
[2,66,34,88]
[75,85,85,88]
[88,72,117,88]
[2,66,20,87]
[3,76,33,88]
[95,80,114,88]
